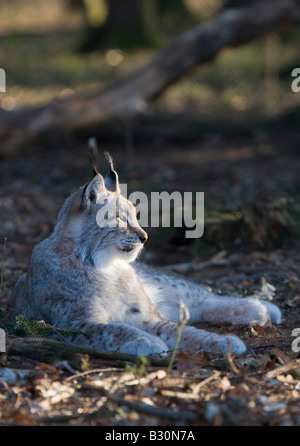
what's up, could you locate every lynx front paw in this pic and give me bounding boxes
[204,335,246,355]
[121,336,168,356]
[197,333,246,355]
[224,335,246,354]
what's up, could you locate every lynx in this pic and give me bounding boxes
[14,152,281,356]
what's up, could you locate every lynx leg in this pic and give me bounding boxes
[196,295,282,326]
[138,266,281,326]
[70,321,168,355]
[145,321,246,355]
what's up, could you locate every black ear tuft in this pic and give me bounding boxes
[104,151,114,171]
[88,137,99,177]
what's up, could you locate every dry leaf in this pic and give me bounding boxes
[229,383,250,395]
[12,410,36,425]
[255,325,265,335]
[218,376,231,391]
[250,327,259,337]
[276,374,294,383]
[261,277,276,301]
[177,349,210,372]
[35,362,58,372]
[36,380,75,404]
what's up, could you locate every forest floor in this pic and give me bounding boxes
[0,118,300,426]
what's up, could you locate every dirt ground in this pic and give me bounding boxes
[0,121,300,426]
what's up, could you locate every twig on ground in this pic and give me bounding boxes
[192,371,221,394]
[250,343,275,350]
[66,367,124,381]
[226,342,240,375]
[264,359,300,380]
[167,300,189,373]
[105,391,197,423]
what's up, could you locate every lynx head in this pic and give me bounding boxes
[54,145,147,268]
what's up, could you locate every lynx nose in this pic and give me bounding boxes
[138,232,148,244]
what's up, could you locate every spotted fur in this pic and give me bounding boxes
[13,163,281,356]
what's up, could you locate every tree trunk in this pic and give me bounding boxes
[0,0,299,157]
[79,0,160,52]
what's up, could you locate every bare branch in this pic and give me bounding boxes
[0,0,298,156]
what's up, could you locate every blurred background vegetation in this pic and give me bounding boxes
[1,0,300,261]
[0,0,299,121]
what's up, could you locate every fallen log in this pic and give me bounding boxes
[7,337,171,368]
[0,0,299,156]
[7,339,91,371]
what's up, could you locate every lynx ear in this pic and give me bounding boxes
[82,174,106,210]
[104,151,120,193]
